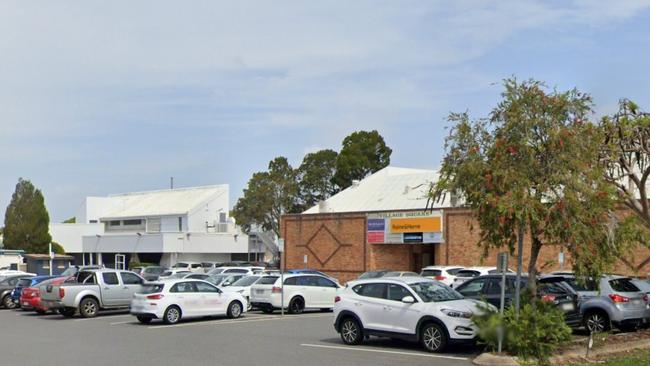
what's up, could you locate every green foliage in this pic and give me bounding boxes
[433,78,620,288]
[333,130,392,189]
[598,99,650,263]
[472,297,571,365]
[232,157,300,237]
[3,178,52,254]
[297,149,339,208]
[129,262,158,268]
[569,349,650,366]
[62,217,76,224]
[51,242,66,254]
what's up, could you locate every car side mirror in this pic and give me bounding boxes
[223,281,231,287]
[402,296,416,304]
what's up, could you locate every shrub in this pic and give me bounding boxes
[472,297,572,365]
[128,262,158,269]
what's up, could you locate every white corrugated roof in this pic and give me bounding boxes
[99,185,228,219]
[303,167,448,214]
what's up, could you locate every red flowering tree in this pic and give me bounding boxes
[432,79,620,300]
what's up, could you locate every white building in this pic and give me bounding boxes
[50,185,265,268]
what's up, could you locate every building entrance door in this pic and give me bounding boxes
[411,245,435,273]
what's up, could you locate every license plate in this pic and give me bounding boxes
[632,299,642,305]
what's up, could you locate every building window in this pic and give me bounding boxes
[105,219,146,231]
[123,219,143,226]
[178,217,183,232]
[89,220,98,223]
[147,218,161,233]
[109,220,120,226]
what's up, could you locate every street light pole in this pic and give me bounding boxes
[48,242,53,276]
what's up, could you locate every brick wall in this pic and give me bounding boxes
[282,209,650,283]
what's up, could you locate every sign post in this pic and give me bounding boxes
[496,252,508,354]
[278,239,285,317]
[49,242,54,276]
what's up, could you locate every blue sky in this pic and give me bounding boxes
[1,1,650,222]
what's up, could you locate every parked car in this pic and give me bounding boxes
[131,266,167,281]
[0,270,34,281]
[181,273,211,281]
[207,267,261,275]
[205,273,247,288]
[451,267,513,288]
[549,274,649,332]
[11,275,55,307]
[1,274,36,309]
[287,269,339,283]
[420,266,465,287]
[130,279,247,324]
[334,277,489,352]
[455,274,581,327]
[20,276,67,314]
[250,274,340,314]
[383,271,420,278]
[201,262,223,273]
[159,269,192,279]
[221,275,263,310]
[171,262,205,273]
[39,269,145,318]
[58,265,104,279]
[357,270,390,279]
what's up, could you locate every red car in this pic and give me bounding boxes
[20,277,67,314]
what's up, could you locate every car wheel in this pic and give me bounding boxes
[79,298,99,318]
[288,297,304,314]
[261,306,274,314]
[227,301,243,319]
[59,308,76,318]
[2,295,16,309]
[137,316,152,324]
[585,311,610,333]
[421,323,447,353]
[340,317,363,345]
[163,306,182,324]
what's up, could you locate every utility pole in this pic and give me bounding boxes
[170,177,174,189]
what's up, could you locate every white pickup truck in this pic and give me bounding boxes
[40,269,145,318]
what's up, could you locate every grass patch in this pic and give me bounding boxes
[569,348,650,365]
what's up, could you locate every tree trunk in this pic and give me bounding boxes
[528,236,543,305]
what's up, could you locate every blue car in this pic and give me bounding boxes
[11,276,55,306]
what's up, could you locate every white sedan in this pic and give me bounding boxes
[130,279,247,324]
[221,275,263,310]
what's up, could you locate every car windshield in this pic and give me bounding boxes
[421,270,442,277]
[257,276,279,285]
[359,271,386,279]
[206,275,228,285]
[456,270,480,278]
[447,268,464,275]
[139,284,165,294]
[60,267,78,277]
[409,281,463,302]
[131,268,143,274]
[209,268,225,275]
[232,276,261,287]
[17,278,33,287]
[161,271,172,277]
[172,263,189,268]
[565,278,599,292]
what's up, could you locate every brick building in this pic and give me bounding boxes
[281,166,650,283]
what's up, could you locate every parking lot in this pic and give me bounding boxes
[0,308,477,366]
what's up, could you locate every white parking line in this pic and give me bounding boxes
[299,344,470,361]
[148,313,331,330]
[110,321,136,325]
[73,314,132,322]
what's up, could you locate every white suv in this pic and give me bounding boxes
[334,277,487,352]
[250,274,340,314]
[420,266,464,287]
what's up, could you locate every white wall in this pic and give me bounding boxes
[50,223,104,253]
[0,254,22,269]
[160,215,187,232]
[76,197,113,223]
[188,189,229,232]
[159,253,231,267]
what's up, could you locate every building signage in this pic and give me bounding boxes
[366,210,443,244]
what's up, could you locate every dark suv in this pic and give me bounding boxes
[454,274,581,328]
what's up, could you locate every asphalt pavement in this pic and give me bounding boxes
[0,308,477,366]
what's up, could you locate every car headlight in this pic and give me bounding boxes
[441,308,473,319]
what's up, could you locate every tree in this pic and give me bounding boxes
[62,217,76,224]
[3,178,52,254]
[599,99,650,271]
[333,130,392,189]
[432,79,620,300]
[232,157,300,238]
[297,149,339,208]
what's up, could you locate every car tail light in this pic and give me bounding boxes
[146,294,164,300]
[272,286,282,294]
[59,288,65,298]
[541,294,556,302]
[435,276,446,281]
[335,296,341,303]
[643,294,649,302]
[609,294,629,303]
